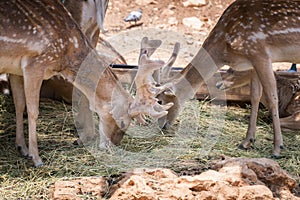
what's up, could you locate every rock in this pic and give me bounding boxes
[168,17,178,26]
[168,4,176,10]
[50,177,107,200]
[239,185,274,200]
[161,8,175,17]
[211,157,297,197]
[110,158,298,200]
[182,17,204,30]
[50,158,299,200]
[135,0,157,6]
[183,0,206,7]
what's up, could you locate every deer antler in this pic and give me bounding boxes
[129,37,174,119]
[140,37,162,58]
[159,42,180,84]
[153,42,180,97]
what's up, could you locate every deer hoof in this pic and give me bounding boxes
[249,138,256,143]
[270,154,282,159]
[238,143,248,150]
[73,139,83,146]
[30,156,44,167]
[17,146,29,157]
[162,122,171,130]
[34,161,44,168]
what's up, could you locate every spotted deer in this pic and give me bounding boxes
[158,0,300,157]
[39,0,126,144]
[0,0,173,167]
[216,68,300,129]
[216,68,300,117]
[280,111,300,130]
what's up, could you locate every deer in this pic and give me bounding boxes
[39,0,127,144]
[216,68,300,118]
[0,0,126,144]
[216,68,300,130]
[280,111,300,131]
[0,0,174,167]
[158,0,300,158]
[280,89,300,130]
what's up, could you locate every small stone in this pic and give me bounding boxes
[135,0,157,6]
[168,17,178,26]
[162,9,175,17]
[186,40,194,45]
[182,17,204,30]
[183,0,206,7]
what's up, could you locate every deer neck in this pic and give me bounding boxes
[174,41,224,101]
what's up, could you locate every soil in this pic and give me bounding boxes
[102,0,290,70]
[102,0,235,67]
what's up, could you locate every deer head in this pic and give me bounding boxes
[216,68,252,91]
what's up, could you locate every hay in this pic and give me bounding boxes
[0,94,299,199]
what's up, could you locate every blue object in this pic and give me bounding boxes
[286,63,297,72]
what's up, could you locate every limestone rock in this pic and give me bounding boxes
[50,177,107,200]
[161,8,175,17]
[182,17,204,30]
[110,158,298,200]
[50,158,299,200]
[183,0,207,7]
[135,0,157,6]
[211,157,297,197]
[168,17,178,26]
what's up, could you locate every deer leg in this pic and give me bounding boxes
[22,64,44,167]
[98,112,125,149]
[239,71,262,150]
[252,59,283,157]
[9,75,28,157]
[74,93,96,145]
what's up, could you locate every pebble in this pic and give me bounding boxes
[182,17,204,30]
[135,0,157,6]
[168,17,178,26]
[182,0,207,7]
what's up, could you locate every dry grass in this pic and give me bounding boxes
[0,94,299,199]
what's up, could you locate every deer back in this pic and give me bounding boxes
[62,0,108,47]
[0,0,91,79]
[199,0,300,69]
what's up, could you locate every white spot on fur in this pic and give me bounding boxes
[0,36,27,44]
[269,28,300,35]
[73,36,79,48]
[248,32,267,42]
[33,27,37,34]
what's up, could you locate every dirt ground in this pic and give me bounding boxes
[102,0,235,66]
[102,0,290,70]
